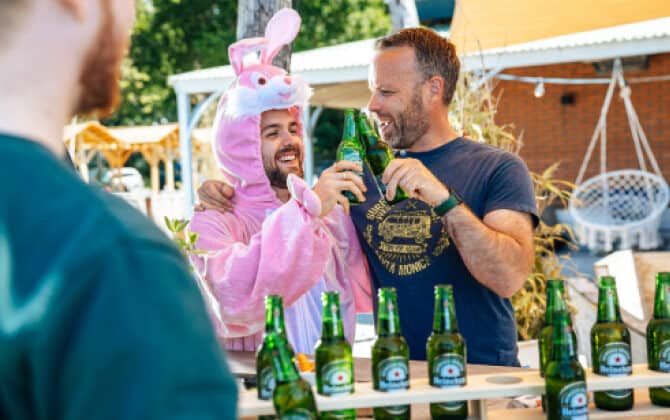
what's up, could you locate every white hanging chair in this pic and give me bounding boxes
[569,59,669,252]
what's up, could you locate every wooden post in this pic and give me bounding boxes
[236,0,292,70]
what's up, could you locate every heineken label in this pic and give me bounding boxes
[258,366,275,400]
[341,149,363,165]
[558,381,588,420]
[279,408,316,420]
[377,356,409,391]
[321,360,354,396]
[431,353,466,388]
[659,339,670,372]
[597,342,632,376]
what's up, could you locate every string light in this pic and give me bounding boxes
[494,73,670,85]
[533,78,545,98]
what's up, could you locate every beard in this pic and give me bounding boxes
[377,89,429,150]
[74,0,126,117]
[264,145,304,189]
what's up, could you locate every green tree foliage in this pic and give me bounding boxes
[105,0,390,127]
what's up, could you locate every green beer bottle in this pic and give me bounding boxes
[257,295,292,420]
[336,109,365,205]
[315,291,356,420]
[545,311,589,420]
[372,287,410,420]
[647,272,670,406]
[426,285,468,420]
[590,276,633,410]
[539,280,575,411]
[356,113,407,204]
[269,333,320,419]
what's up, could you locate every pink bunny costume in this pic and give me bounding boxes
[189,9,372,355]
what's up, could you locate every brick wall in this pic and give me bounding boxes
[492,52,670,184]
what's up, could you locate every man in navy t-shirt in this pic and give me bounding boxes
[350,28,538,365]
[197,28,538,366]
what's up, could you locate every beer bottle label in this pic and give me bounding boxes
[340,149,363,164]
[258,366,275,400]
[321,360,354,396]
[557,381,588,419]
[659,339,670,372]
[378,356,409,391]
[279,408,317,420]
[431,353,466,388]
[597,342,632,376]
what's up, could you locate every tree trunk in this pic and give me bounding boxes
[385,0,420,31]
[236,0,293,71]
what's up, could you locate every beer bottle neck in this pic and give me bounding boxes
[321,301,345,340]
[654,280,670,319]
[343,111,357,140]
[270,335,300,384]
[545,285,566,325]
[432,293,459,334]
[597,287,622,323]
[552,312,577,361]
[357,116,379,147]
[377,294,401,336]
[265,296,286,335]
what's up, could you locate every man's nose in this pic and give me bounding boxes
[367,95,380,114]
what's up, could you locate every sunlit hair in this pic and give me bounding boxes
[375,27,460,106]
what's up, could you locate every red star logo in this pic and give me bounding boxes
[448,368,454,374]
[578,397,583,404]
[394,371,400,377]
[338,375,343,381]
[615,356,621,363]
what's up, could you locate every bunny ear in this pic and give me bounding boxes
[228,37,268,75]
[260,8,301,65]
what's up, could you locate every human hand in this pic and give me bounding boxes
[381,158,450,207]
[312,161,367,217]
[194,180,235,213]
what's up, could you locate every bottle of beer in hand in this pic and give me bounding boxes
[426,285,468,420]
[356,113,407,204]
[336,109,365,205]
[539,279,574,411]
[315,291,356,420]
[545,311,589,420]
[372,287,410,420]
[647,272,670,406]
[257,295,293,420]
[269,333,320,419]
[590,276,633,410]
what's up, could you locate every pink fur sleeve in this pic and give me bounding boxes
[188,188,330,338]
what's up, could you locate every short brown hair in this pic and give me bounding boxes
[375,27,460,106]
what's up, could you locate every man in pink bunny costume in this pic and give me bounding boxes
[189,9,372,355]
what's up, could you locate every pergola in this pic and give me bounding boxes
[64,121,209,193]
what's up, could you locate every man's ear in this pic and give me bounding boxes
[58,0,86,20]
[429,76,444,101]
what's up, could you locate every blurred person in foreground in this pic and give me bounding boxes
[188,8,372,355]
[0,1,237,418]
[198,27,538,366]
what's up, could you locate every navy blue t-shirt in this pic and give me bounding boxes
[350,138,538,365]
